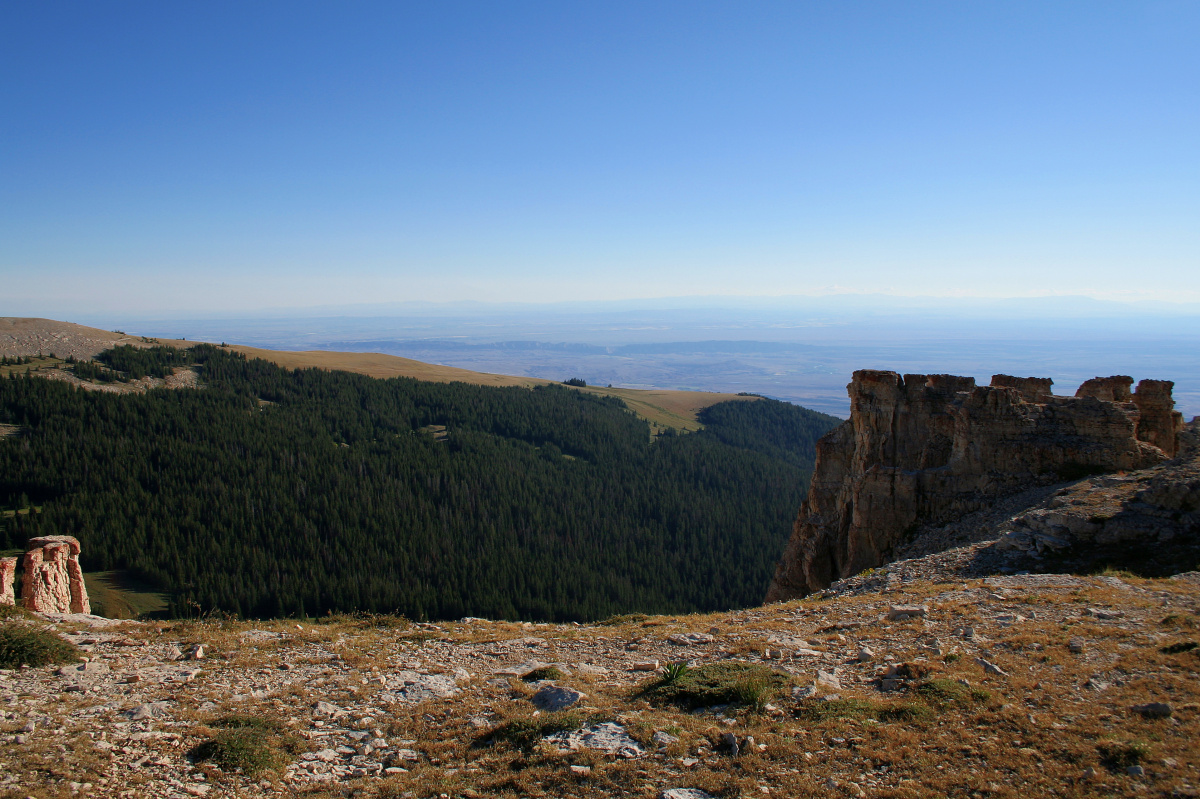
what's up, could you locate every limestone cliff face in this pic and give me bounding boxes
[765,371,1182,602]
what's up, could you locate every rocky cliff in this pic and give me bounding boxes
[766,371,1185,601]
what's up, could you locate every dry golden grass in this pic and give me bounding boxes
[2,318,758,429]
[4,573,1198,798]
[151,339,757,429]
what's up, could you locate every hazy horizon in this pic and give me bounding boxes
[4,2,1198,314]
[43,294,1200,420]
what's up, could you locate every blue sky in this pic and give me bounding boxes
[3,1,1198,315]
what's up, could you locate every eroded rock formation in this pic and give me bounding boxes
[0,557,16,605]
[21,535,91,614]
[766,371,1184,601]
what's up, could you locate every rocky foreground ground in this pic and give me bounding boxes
[2,564,1198,799]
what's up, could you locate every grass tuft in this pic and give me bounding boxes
[522,666,565,682]
[1097,740,1150,770]
[0,619,81,668]
[639,661,790,710]
[915,678,990,706]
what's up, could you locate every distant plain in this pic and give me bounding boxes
[88,297,1200,419]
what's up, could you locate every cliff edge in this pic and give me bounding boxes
[766,371,1185,601]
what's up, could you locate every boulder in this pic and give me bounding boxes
[531,685,586,712]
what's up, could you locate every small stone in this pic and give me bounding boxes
[1068,637,1086,654]
[1131,702,1173,719]
[888,605,928,621]
[186,644,205,660]
[122,702,171,721]
[722,731,740,756]
[653,731,680,747]
[857,647,875,662]
[631,661,660,672]
[1127,765,1145,777]
[660,790,714,799]
[569,765,591,775]
[816,669,842,690]
[975,657,1008,677]
[531,685,586,712]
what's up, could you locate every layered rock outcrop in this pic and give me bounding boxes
[20,535,91,614]
[766,371,1184,601]
[995,418,1199,564]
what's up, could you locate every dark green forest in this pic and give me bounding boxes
[0,346,839,621]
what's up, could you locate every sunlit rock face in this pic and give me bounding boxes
[0,557,16,606]
[21,535,91,614]
[765,371,1183,602]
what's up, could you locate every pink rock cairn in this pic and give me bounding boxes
[0,557,16,606]
[20,535,91,614]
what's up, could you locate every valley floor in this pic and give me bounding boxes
[3,564,1199,799]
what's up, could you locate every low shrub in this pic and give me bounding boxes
[189,715,302,776]
[639,661,790,710]
[0,620,80,668]
[660,661,691,684]
[1098,740,1149,770]
[488,711,585,750]
[915,678,989,706]
[596,613,649,626]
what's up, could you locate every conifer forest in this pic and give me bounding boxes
[0,346,839,621]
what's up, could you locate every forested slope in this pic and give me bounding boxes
[0,346,838,621]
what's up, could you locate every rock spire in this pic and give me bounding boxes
[19,535,91,614]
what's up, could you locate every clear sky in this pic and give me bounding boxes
[2,1,1198,315]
